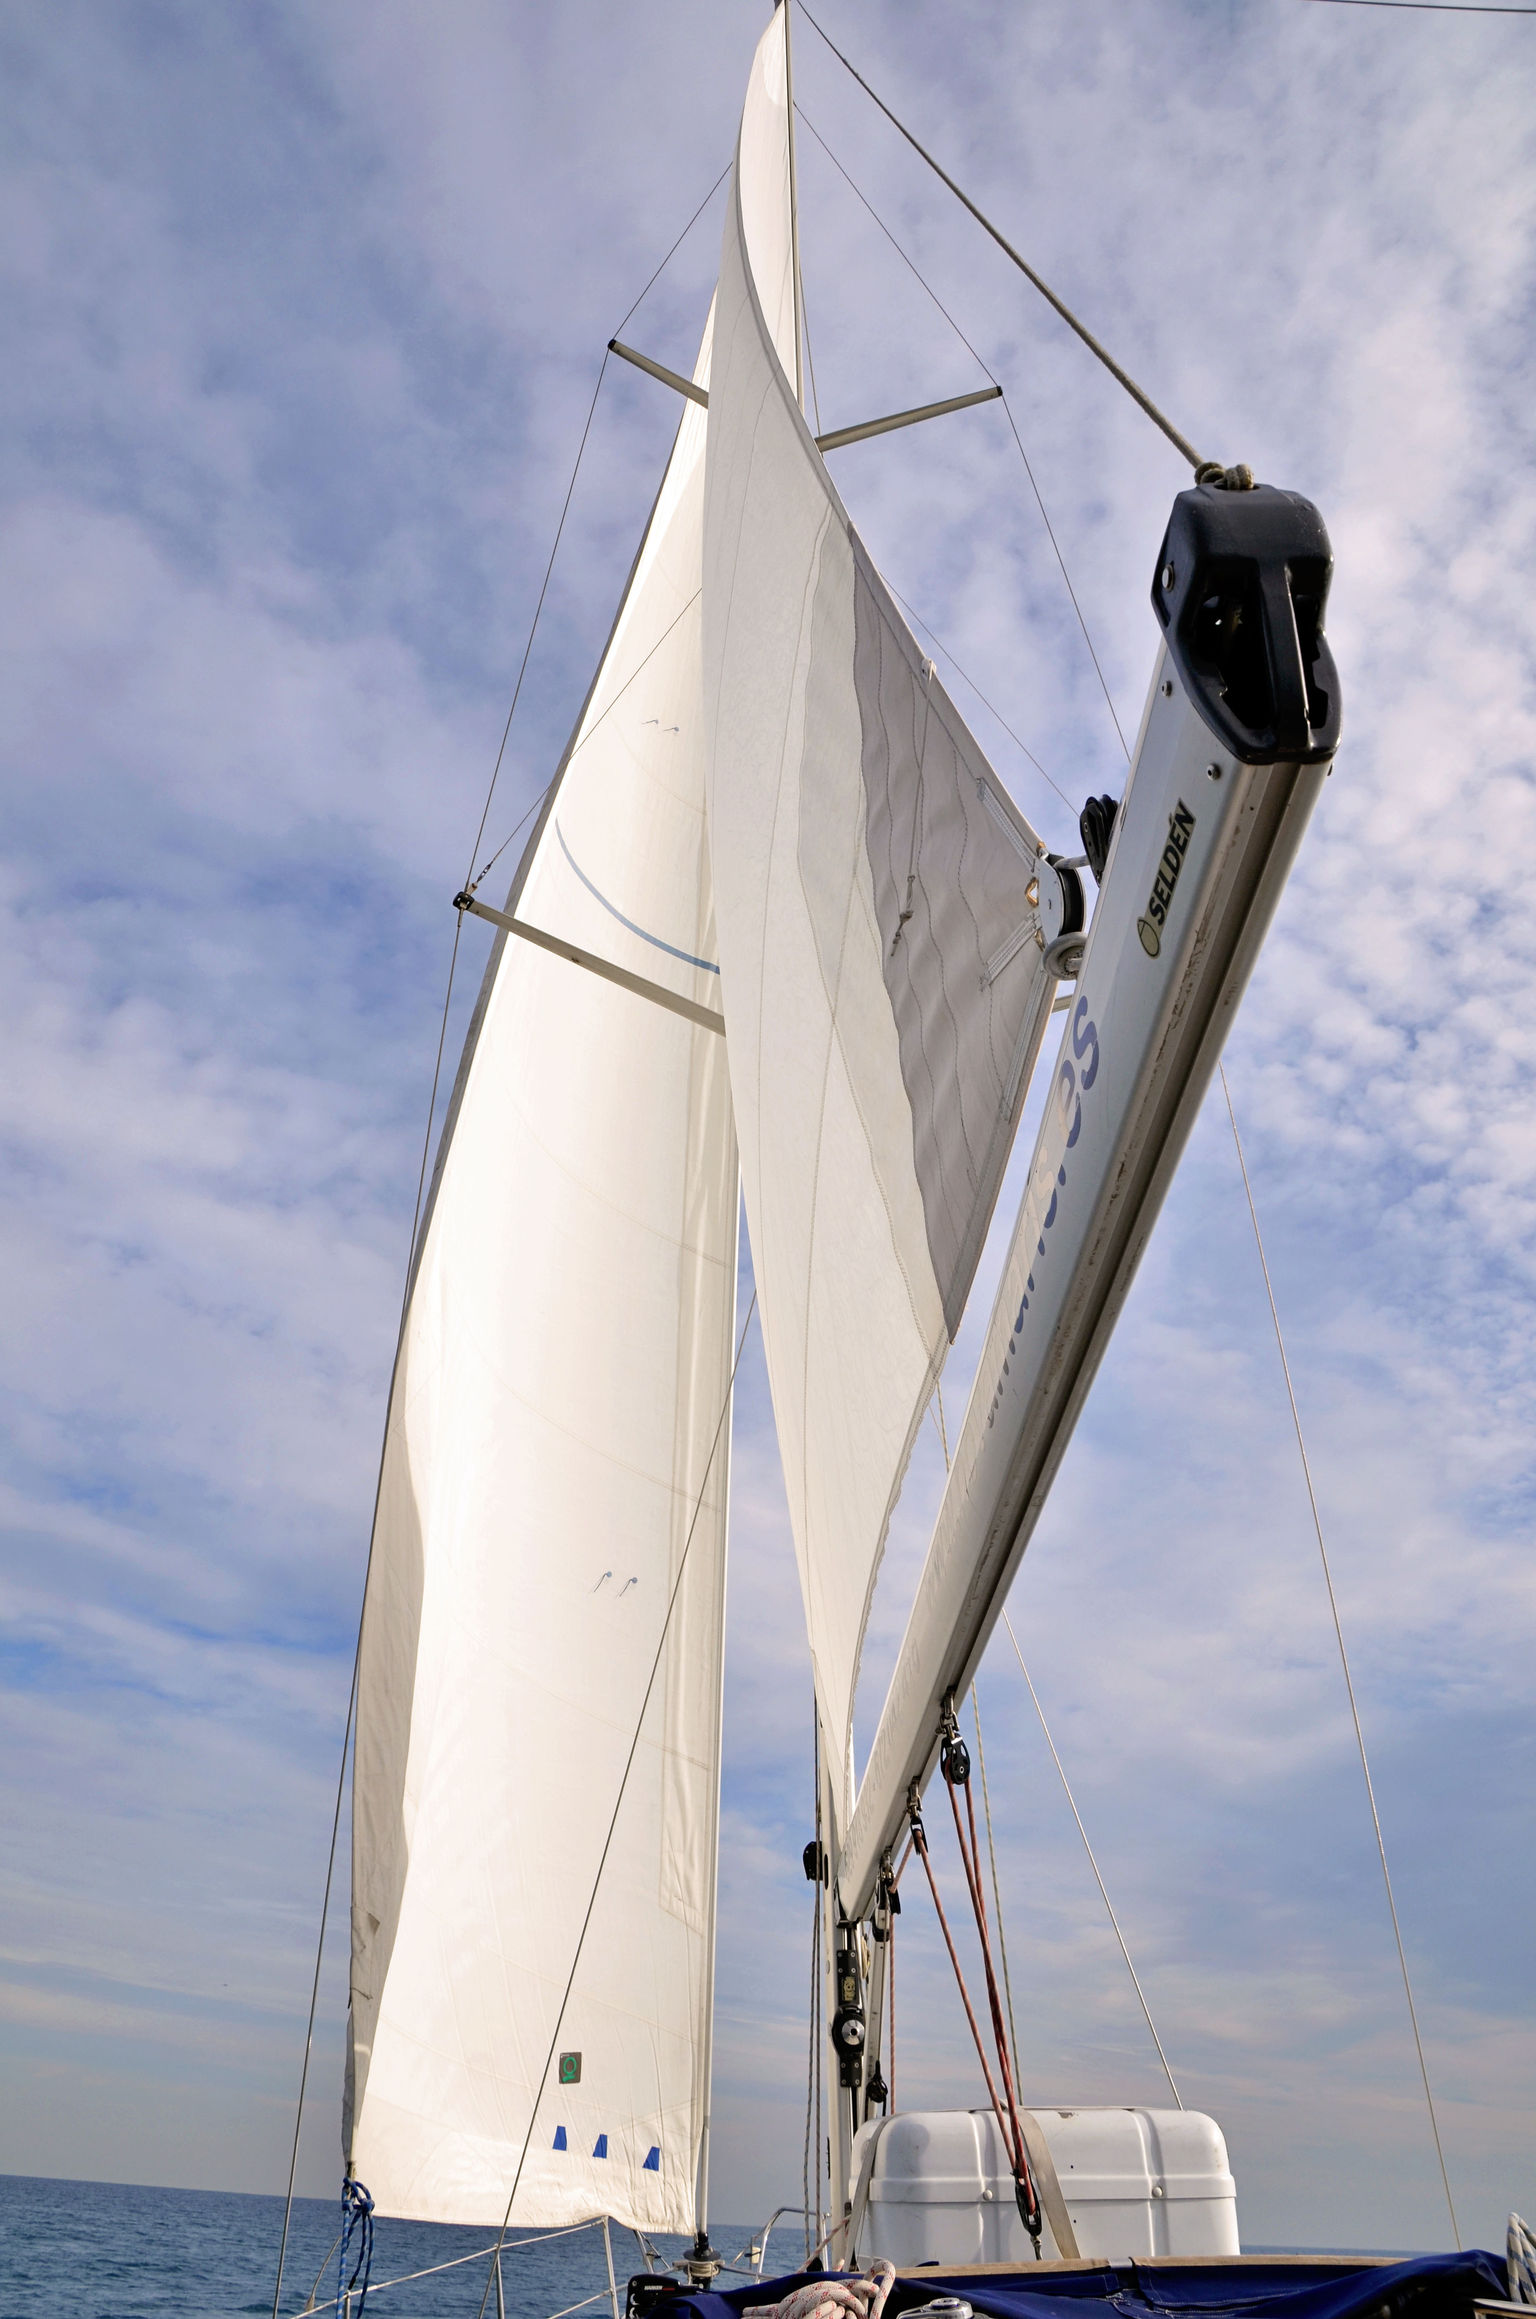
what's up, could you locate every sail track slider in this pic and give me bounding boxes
[609,336,1001,453]
[455,893,726,1035]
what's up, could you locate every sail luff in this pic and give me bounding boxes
[782,0,805,413]
[404,458,675,1319]
[702,11,1055,1821]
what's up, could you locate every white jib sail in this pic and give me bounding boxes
[347,308,739,2231]
[703,12,1054,1812]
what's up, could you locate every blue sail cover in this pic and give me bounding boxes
[669,2253,1504,2319]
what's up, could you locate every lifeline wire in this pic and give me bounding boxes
[1219,1066,1460,2243]
[796,105,1130,775]
[473,1291,760,2319]
[294,2226,600,2317]
[1001,1611,1183,2109]
[796,6,1209,471]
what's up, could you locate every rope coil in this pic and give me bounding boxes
[745,2259,896,2319]
[334,2180,374,2319]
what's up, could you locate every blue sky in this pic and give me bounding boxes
[1,0,1533,2264]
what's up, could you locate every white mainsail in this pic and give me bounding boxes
[346,310,739,2231]
[703,10,1054,1810]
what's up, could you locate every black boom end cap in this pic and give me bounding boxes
[1152,482,1341,766]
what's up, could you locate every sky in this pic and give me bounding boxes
[1,0,1534,2271]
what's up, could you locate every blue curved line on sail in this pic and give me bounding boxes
[555,820,720,974]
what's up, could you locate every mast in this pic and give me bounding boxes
[780,0,806,412]
[691,1309,737,2267]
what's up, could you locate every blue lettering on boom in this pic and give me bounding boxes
[988,1006,1100,1427]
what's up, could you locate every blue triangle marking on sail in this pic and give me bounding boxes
[593,2133,608,2159]
[643,2146,661,2172]
[553,2125,567,2151]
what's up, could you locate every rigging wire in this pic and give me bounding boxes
[795,104,1129,774]
[996,402,1130,762]
[910,1807,1028,2198]
[472,586,704,899]
[464,355,612,893]
[268,178,733,2318]
[800,278,826,439]
[795,6,1210,472]
[885,577,1075,818]
[614,163,733,343]
[814,1723,826,2258]
[944,1759,1036,2229]
[1218,1065,1460,2244]
[970,1683,1023,2098]
[1001,1610,1183,2109]
[268,906,465,2319]
[1302,0,1536,11]
[473,1290,760,2319]
[886,1871,896,2116]
[911,1761,1042,2246]
[804,1706,823,2265]
[925,1395,1024,2104]
[467,156,730,896]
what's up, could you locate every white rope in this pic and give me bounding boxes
[1220,1063,1459,2246]
[1002,1610,1183,2108]
[746,2258,896,2319]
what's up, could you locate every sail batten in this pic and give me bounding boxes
[348,308,738,2233]
[702,12,1054,1809]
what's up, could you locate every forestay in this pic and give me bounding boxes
[702,11,1054,1809]
[347,309,739,2231]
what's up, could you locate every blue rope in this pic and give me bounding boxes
[335,2179,375,2318]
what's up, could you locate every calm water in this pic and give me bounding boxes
[0,2176,758,2319]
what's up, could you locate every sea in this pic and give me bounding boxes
[0,2176,760,2319]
